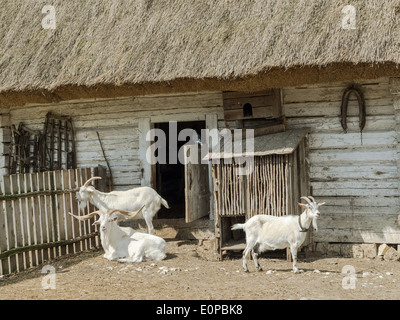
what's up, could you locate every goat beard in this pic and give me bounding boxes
[312,217,318,232]
[78,201,88,212]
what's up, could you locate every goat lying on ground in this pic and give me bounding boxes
[68,207,166,262]
[76,177,169,234]
[232,196,325,273]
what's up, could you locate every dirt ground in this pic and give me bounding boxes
[0,240,399,300]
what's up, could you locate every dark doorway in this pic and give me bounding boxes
[155,120,206,219]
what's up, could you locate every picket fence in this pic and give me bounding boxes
[0,167,106,276]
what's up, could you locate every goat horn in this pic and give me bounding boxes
[83,176,102,187]
[300,196,313,206]
[307,196,316,203]
[68,210,102,221]
[106,206,145,218]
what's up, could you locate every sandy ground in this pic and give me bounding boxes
[0,240,399,300]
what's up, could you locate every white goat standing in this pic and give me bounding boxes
[76,177,169,234]
[232,196,325,273]
[68,207,167,262]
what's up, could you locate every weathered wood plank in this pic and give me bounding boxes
[315,213,400,244]
[36,171,48,262]
[0,183,9,275]
[314,228,400,244]
[283,81,389,104]
[21,173,34,268]
[67,169,78,253]
[76,169,89,251]
[2,176,17,273]
[61,170,73,254]
[46,171,57,259]
[74,169,84,252]
[11,92,223,121]
[287,115,395,132]
[284,99,395,117]
[312,187,398,198]
[10,105,223,130]
[16,174,29,270]
[310,165,398,181]
[315,196,399,208]
[10,175,24,271]
[309,148,397,164]
[311,180,398,190]
[309,131,396,149]
[30,173,42,266]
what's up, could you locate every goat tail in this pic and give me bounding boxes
[231,223,245,231]
[161,197,170,209]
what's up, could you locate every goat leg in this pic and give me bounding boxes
[242,240,256,272]
[290,243,303,273]
[251,250,263,272]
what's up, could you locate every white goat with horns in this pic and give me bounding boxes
[76,176,169,234]
[232,196,325,273]
[68,206,167,262]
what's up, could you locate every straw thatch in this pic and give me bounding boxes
[1,0,400,106]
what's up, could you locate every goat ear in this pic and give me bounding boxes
[317,202,326,207]
[298,203,308,208]
[87,186,95,192]
[92,220,100,226]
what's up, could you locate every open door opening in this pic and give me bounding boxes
[155,121,206,219]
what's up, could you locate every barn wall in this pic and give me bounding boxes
[283,77,400,244]
[2,78,400,244]
[4,92,224,190]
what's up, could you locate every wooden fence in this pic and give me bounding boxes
[0,167,105,276]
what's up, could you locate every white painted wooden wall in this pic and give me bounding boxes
[283,77,400,244]
[1,78,399,244]
[4,92,224,191]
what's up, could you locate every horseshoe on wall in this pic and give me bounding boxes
[340,84,366,133]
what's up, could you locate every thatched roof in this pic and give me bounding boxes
[1,0,400,106]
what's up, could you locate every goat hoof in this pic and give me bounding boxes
[257,267,263,272]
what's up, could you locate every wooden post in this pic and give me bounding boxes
[0,181,9,275]
[2,176,17,273]
[206,113,218,220]
[36,171,49,262]
[138,118,152,187]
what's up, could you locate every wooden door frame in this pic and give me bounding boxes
[138,113,218,220]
